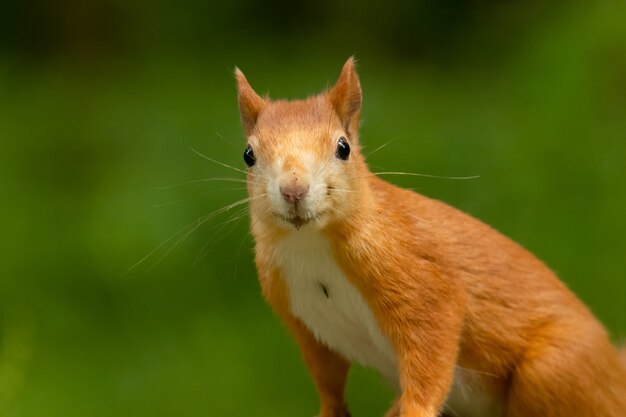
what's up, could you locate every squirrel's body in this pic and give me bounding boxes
[236,59,626,417]
[262,177,505,416]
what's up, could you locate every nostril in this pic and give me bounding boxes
[280,184,309,203]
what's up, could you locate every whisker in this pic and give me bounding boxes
[153,177,247,190]
[325,204,343,217]
[216,187,249,192]
[189,147,248,175]
[147,198,252,271]
[193,207,249,266]
[329,188,356,194]
[215,131,240,148]
[126,197,252,274]
[124,219,199,275]
[365,137,401,156]
[373,172,480,181]
[229,228,252,280]
[152,199,184,208]
[147,217,210,272]
[229,216,262,279]
[152,187,249,208]
[407,213,430,224]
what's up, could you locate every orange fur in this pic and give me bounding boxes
[236,58,626,417]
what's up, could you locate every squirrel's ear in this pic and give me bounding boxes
[328,57,362,136]
[235,68,267,137]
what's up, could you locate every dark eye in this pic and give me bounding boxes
[243,144,256,167]
[336,137,350,161]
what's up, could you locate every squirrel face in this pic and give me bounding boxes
[236,59,364,231]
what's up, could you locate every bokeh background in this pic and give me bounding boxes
[1,1,625,416]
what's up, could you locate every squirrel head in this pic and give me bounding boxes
[235,58,369,232]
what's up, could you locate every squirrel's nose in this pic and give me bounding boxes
[280,183,309,203]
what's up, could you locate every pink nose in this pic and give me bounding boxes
[280,183,309,203]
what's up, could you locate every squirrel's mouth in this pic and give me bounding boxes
[273,211,324,229]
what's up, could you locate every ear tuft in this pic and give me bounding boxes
[328,57,362,136]
[235,67,267,136]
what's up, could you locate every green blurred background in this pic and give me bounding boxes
[0,1,625,416]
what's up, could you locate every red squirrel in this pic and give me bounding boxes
[234,58,626,417]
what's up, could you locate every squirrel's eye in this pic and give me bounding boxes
[336,137,350,161]
[243,144,256,167]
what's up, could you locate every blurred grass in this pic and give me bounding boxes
[0,1,625,416]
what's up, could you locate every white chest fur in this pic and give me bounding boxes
[274,231,399,387]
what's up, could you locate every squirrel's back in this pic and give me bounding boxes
[365,175,609,374]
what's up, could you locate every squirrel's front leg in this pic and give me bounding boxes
[395,308,462,417]
[259,267,350,417]
[373,269,465,417]
[288,316,351,417]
